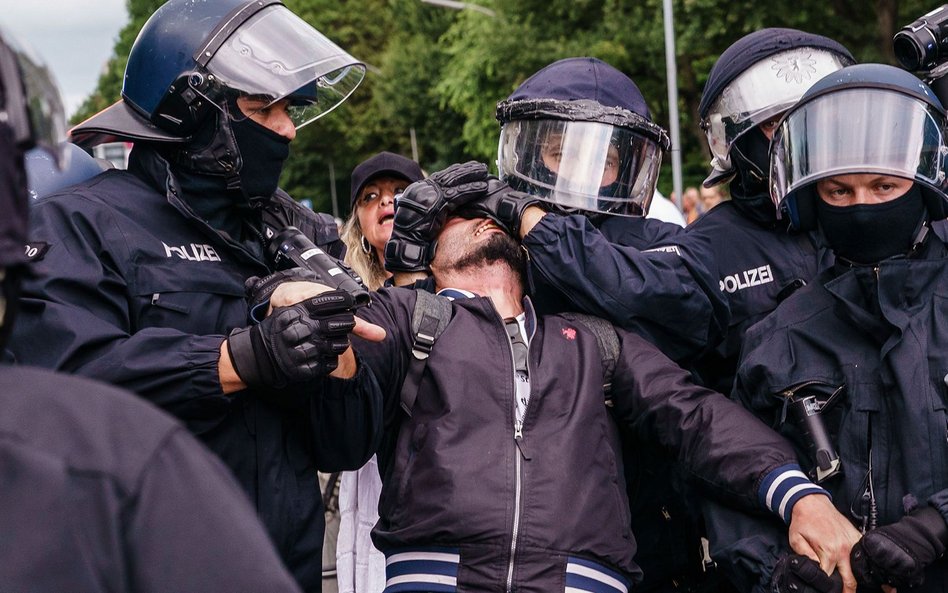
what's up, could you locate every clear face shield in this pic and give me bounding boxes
[0,26,68,168]
[199,4,365,129]
[497,118,666,217]
[701,48,853,172]
[770,88,948,215]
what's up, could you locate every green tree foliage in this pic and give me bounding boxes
[72,0,164,124]
[75,0,939,210]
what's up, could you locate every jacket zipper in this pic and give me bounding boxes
[503,313,530,593]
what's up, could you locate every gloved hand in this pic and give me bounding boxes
[245,268,322,323]
[772,554,843,593]
[850,505,948,589]
[226,289,356,394]
[458,176,542,238]
[383,161,489,273]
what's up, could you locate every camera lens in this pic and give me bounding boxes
[894,31,927,71]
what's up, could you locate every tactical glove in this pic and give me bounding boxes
[850,505,948,589]
[383,161,489,273]
[227,289,356,393]
[458,176,542,238]
[245,268,322,323]
[771,554,842,593]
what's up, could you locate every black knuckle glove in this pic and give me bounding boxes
[429,160,489,187]
[459,176,540,237]
[385,161,490,273]
[245,268,322,323]
[227,289,356,392]
[771,554,842,593]
[850,505,948,589]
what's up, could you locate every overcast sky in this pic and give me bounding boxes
[2,0,129,118]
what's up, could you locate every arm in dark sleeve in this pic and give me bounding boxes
[610,329,824,517]
[12,197,230,433]
[128,427,303,593]
[701,321,814,592]
[523,213,728,362]
[309,361,384,472]
[311,288,412,474]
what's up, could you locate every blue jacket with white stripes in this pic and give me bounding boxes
[328,287,820,593]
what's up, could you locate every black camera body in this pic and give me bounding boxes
[895,4,948,105]
[267,226,371,308]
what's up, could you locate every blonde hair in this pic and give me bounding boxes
[341,213,388,291]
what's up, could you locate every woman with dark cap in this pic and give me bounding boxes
[336,151,423,593]
[341,151,425,290]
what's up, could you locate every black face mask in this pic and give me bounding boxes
[816,184,927,265]
[729,127,779,225]
[231,114,291,199]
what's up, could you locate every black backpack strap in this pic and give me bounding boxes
[560,312,620,407]
[401,291,453,417]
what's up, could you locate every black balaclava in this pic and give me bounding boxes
[231,111,291,200]
[165,98,290,243]
[816,184,927,265]
[728,127,778,225]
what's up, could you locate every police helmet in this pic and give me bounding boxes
[0,26,67,168]
[0,26,68,269]
[70,0,365,148]
[496,57,669,218]
[771,63,948,230]
[699,28,854,188]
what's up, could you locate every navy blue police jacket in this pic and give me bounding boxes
[9,145,382,592]
[326,287,821,593]
[522,212,728,364]
[712,219,948,592]
[683,202,832,394]
[0,364,304,593]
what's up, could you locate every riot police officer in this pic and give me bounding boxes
[0,25,307,593]
[687,28,854,395]
[8,2,381,590]
[719,63,948,593]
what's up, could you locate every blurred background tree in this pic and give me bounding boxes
[73,0,935,215]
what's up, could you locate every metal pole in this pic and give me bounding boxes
[662,0,683,209]
[329,160,339,218]
[410,127,419,163]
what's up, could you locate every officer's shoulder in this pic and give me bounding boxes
[32,169,149,209]
[686,201,741,233]
[0,366,181,483]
